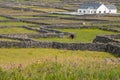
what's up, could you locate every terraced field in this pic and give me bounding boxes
[0,1,120,80]
[0,16,9,20]
[0,28,39,34]
[0,22,35,26]
[35,28,118,43]
[31,7,68,12]
[0,8,41,15]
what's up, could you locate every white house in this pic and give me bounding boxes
[105,4,117,13]
[77,3,117,14]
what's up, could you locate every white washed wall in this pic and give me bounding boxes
[78,9,97,14]
[109,9,117,13]
[96,4,109,14]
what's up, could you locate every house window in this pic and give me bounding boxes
[83,11,86,13]
[79,10,81,13]
[99,11,101,13]
[94,11,96,14]
[104,11,106,13]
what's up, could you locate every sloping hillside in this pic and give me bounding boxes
[0,0,120,12]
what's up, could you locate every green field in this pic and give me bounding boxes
[0,28,38,34]
[35,28,118,43]
[0,48,120,80]
[0,16,9,20]
[0,22,35,26]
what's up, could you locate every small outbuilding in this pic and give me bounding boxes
[77,2,117,14]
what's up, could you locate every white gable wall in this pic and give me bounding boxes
[96,4,109,14]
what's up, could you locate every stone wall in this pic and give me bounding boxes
[0,15,16,20]
[0,33,64,39]
[107,34,120,39]
[2,40,120,56]
[27,33,64,38]
[1,40,120,57]
[42,25,95,29]
[40,27,73,35]
[0,26,17,28]
[106,43,120,56]
[93,34,120,43]
[99,27,120,33]
[23,25,73,36]
[22,26,49,33]
[52,42,106,51]
[93,34,120,56]
[0,34,33,41]
[0,19,20,22]
[0,41,106,52]
[0,41,53,48]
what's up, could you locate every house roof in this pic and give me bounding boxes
[105,5,117,10]
[79,3,102,9]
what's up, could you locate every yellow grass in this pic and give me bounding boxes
[0,28,38,34]
[0,48,117,70]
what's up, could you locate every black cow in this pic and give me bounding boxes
[69,34,75,39]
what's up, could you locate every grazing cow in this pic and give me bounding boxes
[69,34,75,39]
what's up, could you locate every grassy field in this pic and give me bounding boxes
[0,38,20,42]
[0,22,35,26]
[0,48,120,80]
[31,7,68,12]
[0,16,9,20]
[0,8,40,15]
[35,28,118,43]
[28,18,83,24]
[0,28,38,34]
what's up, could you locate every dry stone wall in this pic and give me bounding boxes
[52,42,106,51]
[106,43,120,56]
[0,38,120,56]
[0,33,64,39]
[0,34,33,41]
[93,34,120,43]
[27,33,64,38]
[0,41,53,48]
[42,25,95,29]
[99,27,120,33]
[93,34,120,56]
[0,41,106,52]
